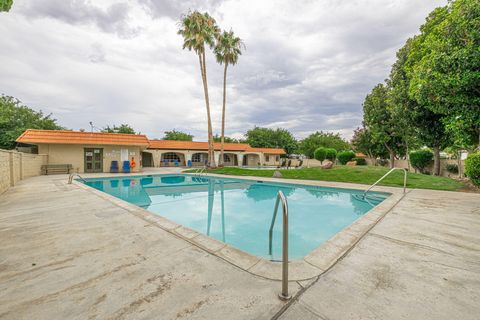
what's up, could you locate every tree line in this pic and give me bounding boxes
[353,0,479,175]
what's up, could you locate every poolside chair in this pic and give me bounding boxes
[187,160,192,167]
[110,161,119,173]
[122,161,130,173]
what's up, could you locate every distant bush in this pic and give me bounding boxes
[465,151,480,186]
[338,151,356,165]
[377,159,388,166]
[325,148,337,161]
[410,150,433,173]
[445,163,459,174]
[314,147,327,162]
[353,157,367,165]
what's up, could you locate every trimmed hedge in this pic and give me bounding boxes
[410,150,433,173]
[325,148,337,161]
[465,151,480,186]
[445,163,459,174]
[338,151,355,165]
[314,147,327,162]
[353,157,367,165]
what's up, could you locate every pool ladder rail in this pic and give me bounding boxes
[363,167,407,198]
[68,173,87,184]
[269,190,291,301]
[193,166,207,176]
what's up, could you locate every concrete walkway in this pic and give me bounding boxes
[279,189,480,320]
[0,173,479,320]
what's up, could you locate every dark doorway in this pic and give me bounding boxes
[142,152,154,167]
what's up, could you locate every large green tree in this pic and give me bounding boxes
[0,0,13,12]
[408,0,480,149]
[102,124,136,134]
[214,30,244,166]
[389,38,448,175]
[351,127,388,160]
[245,127,297,155]
[0,95,64,149]
[298,131,350,158]
[363,84,405,168]
[178,11,220,167]
[163,130,193,141]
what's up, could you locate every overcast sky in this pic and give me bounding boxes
[0,0,446,141]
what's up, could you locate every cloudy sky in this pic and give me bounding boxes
[0,0,446,141]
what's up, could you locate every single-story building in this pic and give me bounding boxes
[144,140,285,167]
[16,129,286,173]
[16,129,149,173]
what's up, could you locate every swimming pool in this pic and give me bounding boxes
[82,174,389,260]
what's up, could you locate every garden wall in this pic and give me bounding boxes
[365,158,465,178]
[0,149,48,195]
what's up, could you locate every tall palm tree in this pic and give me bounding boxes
[178,11,220,167]
[214,30,244,167]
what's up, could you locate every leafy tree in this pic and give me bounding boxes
[337,151,355,165]
[391,37,449,175]
[213,134,244,143]
[314,147,327,163]
[465,151,480,186]
[0,0,13,12]
[214,30,244,166]
[410,150,434,174]
[298,131,350,158]
[163,130,193,141]
[0,95,64,149]
[178,11,220,167]
[408,0,480,149]
[325,148,337,161]
[362,84,405,168]
[102,124,136,134]
[245,127,297,155]
[351,127,388,160]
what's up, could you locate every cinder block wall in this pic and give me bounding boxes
[0,149,48,194]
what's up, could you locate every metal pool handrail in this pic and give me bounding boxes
[268,190,291,301]
[68,173,87,184]
[363,167,407,197]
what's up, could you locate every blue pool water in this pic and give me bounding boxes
[83,174,389,260]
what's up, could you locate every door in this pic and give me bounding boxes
[84,148,103,173]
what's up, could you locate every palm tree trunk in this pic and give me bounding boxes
[219,63,228,167]
[199,50,216,168]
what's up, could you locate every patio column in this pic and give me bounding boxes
[185,151,192,167]
[237,153,244,167]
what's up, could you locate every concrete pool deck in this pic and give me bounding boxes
[0,170,479,319]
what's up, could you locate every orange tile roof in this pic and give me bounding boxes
[148,140,285,154]
[16,129,150,147]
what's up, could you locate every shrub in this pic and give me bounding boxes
[465,151,480,186]
[325,148,337,161]
[338,151,356,165]
[377,159,388,166]
[314,147,327,162]
[445,163,459,174]
[353,157,367,165]
[410,150,433,173]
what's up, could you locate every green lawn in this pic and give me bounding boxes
[192,166,466,191]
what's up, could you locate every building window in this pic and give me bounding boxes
[192,153,207,163]
[265,155,270,162]
[223,154,231,162]
[162,152,181,162]
[276,156,280,162]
